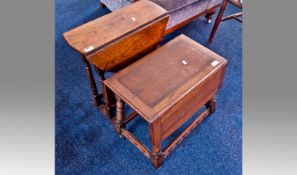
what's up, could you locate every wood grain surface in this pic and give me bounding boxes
[104,34,227,123]
[63,0,167,55]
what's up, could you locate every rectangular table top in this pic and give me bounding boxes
[63,0,167,55]
[104,35,227,123]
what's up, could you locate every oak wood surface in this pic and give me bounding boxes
[104,34,227,168]
[63,0,169,111]
[104,34,227,123]
[86,16,169,71]
[160,71,221,140]
[63,0,167,55]
[99,0,220,35]
[64,1,169,72]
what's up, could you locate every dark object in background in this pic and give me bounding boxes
[208,0,243,43]
[99,0,222,34]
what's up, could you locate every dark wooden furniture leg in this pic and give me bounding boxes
[114,94,124,135]
[151,144,164,168]
[80,55,102,108]
[95,68,115,118]
[208,0,228,43]
[206,98,216,114]
[99,1,106,8]
[79,56,115,118]
[149,121,164,168]
[205,7,217,23]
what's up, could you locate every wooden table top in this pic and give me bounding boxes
[63,0,167,55]
[104,35,227,123]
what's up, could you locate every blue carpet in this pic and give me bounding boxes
[55,0,242,174]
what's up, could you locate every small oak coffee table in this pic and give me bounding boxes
[104,34,227,168]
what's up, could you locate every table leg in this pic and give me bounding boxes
[151,143,164,168]
[206,98,216,114]
[149,121,164,168]
[95,68,115,118]
[114,94,124,135]
[208,0,228,43]
[80,55,101,108]
[99,1,106,8]
[205,7,217,23]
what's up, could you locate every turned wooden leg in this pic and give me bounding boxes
[80,55,100,108]
[149,122,164,168]
[95,68,115,118]
[99,1,106,8]
[206,98,216,114]
[114,95,124,135]
[205,7,217,24]
[150,144,164,168]
[208,0,228,44]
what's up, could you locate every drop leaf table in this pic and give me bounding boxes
[63,1,169,117]
[104,34,227,168]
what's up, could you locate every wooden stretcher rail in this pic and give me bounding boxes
[121,128,151,158]
[221,12,242,22]
[123,111,138,125]
[163,109,210,157]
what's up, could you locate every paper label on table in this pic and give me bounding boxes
[84,45,94,53]
[211,60,219,67]
[181,60,188,65]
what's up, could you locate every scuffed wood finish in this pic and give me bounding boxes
[64,1,169,71]
[105,35,227,123]
[160,70,222,140]
[99,1,220,35]
[104,35,228,168]
[63,0,167,55]
[86,16,169,71]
